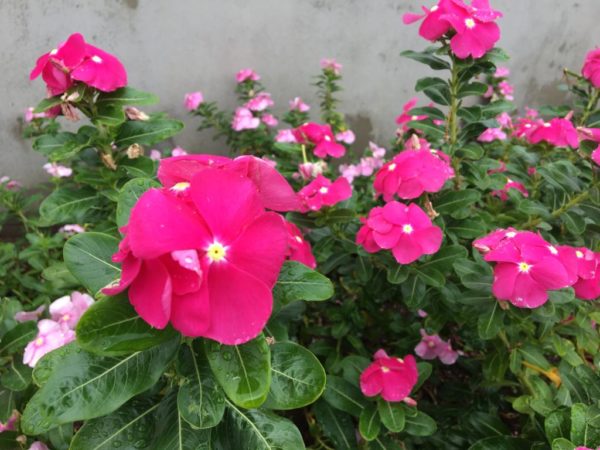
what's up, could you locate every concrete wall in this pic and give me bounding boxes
[2,0,600,184]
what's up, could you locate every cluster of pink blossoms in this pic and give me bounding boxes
[103,154,318,344]
[360,350,419,403]
[415,329,460,364]
[339,142,387,183]
[404,0,502,59]
[21,292,93,367]
[297,175,352,213]
[475,229,600,307]
[183,91,204,111]
[292,122,347,158]
[43,162,72,178]
[483,66,514,101]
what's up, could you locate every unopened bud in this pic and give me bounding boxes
[125,107,149,121]
[126,143,144,159]
[100,152,117,170]
[61,103,80,121]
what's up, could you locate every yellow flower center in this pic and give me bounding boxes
[206,242,227,262]
[402,224,414,234]
[518,262,531,273]
[319,187,329,194]
[35,337,44,346]
[465,18,476,29]
[62,314,70,322]
[576,250,584,258]
[171,181,191,192]
[381,366,390,373]
[388,163,397,171]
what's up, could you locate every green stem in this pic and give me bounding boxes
[447,53,462,188]
[579,88,600,126]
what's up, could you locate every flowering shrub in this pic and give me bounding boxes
[1,2,600,448]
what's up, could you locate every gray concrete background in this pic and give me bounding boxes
[2,0,600,184]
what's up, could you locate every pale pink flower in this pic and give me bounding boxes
[183,91,203,111]
[525,107,539,118]
[275,129,298,143]
[261,113,278,127]
[0,410,18,432]
[417,309,428,318]
[339,164,361,183]
[246,92,274,112]
[232,107,260,131]
[335,130,356,144]
[498,81,514,100]
[49,292,94,330]
[289,97,310,112]
[497,112,513,129]
[415,329,459,365]
[494,66,510,78]
[320,58,342,75]
[478,127,507,142]
[299,161,327,180]
[150,149,162,161]
[14,305,46,323]
[23,319,76,367]
[171,147,188,157]
[29,442,50,450]
[369,141,387,159]
[236,68,260,83]
[6,180,22,190]
[483,85,494,99]
[43,162,72,178]
[59,224,85,235]
[24,107,48,122]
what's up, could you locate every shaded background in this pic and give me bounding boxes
[2,0,600,184]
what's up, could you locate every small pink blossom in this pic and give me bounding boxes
[23,319,76,367]
[246,92,274,112]
[582,48,600,88]
[415,329,459,365]
[14,305,46,323]
[339,164,361,183]
[478,127,507,142]
[285,221,317,269]
[395,98,428,131]
[528,117,579,148]
[483,85,494,99]
[171,147,188,157]
[487,161,507,174]
[293,123,346,158]
[59,224,85,235]
[49,291,94,330]
[335,130,355,144]
[491,179,528,201]
[417,309,428,318]
[261,114,278,128]
[28,442,50,450]
[232,107,260,131]
[513,117,543,140]
[298,175,352,212]
[525,107,539,118]
[498,81,514,100]
[150,149,162,161]
[320,58,342,75]
[298,161,327,180]
[494,66,510,78]
[289,97,310,112]
[0,410,18,432]
[497,112,513,129]
[592,146,600,167]
[184,91,204,111]
[24,107,49,122]
[360,350,418,402]
[357,202,443,264]
[527,166,537,176]
[236,68,260,83]
[5,179,22,190]
[403,0,453,41]
[43,162,72,178]
[275,129,298,143]
[369,141,387,159]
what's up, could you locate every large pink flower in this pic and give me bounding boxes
[232,107,260,131]
[103,168,288,344]
[373,147,454,201]
[582,48,600,88]
[297,175,352,212]
[357,202,443,264]
[403,0,453,41]
[285,221,317,269]
[292,123,346,159]
[30,33,127,94]
[528,117,579,148]
[483,231,573,308]
[360,350,418,402]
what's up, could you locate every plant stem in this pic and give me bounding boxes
[447,53,462,188]
[579,88,600,126]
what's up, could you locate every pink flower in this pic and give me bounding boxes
[497,112,513,129]
[157,154,300,212]
[494,66,510,78]
[29,443,50,450]
[232,107,260,131]
[336,130,356,144]
[184,91,203,111]
[360,350,418,402]
[478,127,507,142]
[357,202,443,264]
[527,166,537,176]
[339,164,361,183]
[43,162,72,178]
[525,107,539,118]
[24,107,49,122]
[442,0,503,59]
[395,98,428,130]
[369,141,387,159]
[102,168,288,344]
[299,161,327,180]
[373,146,454,201]
[59,224,85,235]
[261,156,277,168]
[261,114,278,127]
[23,319,75,367]
[14,305,46,323]
[492,178,528,201]
[246,92,274,112]
[573,250,600,300]
[582,48,600,88]
[275,129,298,143]
[293,123,346,158]
[403,0,453,41]
[289,97,310,112]
[417,309,428,318]
[513,117,544,139]
[236,68,260,83]
[415,329,459,364]
[49,291,94,330]
[483,231,573,308]
[30,33,127,95]
[592,146,600,167]
[150,149,162,161]
[285,221,317,269]
[298,175,352,212]
[498,80,514,100]
[487,161,507,174]
[529,117,579,148]
[171,147,188,157]
[0,410,18,432]
[320,58,342,75]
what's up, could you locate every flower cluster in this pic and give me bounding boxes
[360,349,418,403]
[415,329,460,364]
[292,122,346,158]
[297,175,352,212]
[339,142,386,183]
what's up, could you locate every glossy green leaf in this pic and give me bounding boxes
[359,403,381,441]
[39,187,99,226]
[0,358,32,391]
[313,400,358,450]
[33,95,62,113]
[93,103,126,127]
[477,302,504,339]
[273,261,334,305]
[116,178,160,228]
[404,410,437,437]
[458,81,489,98]
[435,189,481,217]
[378,400,405,432]
[115,119,184,148]
[96,87,159,106]
[401,49,450,70]
[322,375,366,417]
[0,321,37,355]
[468,436,532,450]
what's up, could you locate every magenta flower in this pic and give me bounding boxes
[395,98,428,131]
[402,0,453,41]
[593,146,600,167]
[14,305,46,323]
[491,178,528,201]
[298,175,352,213]
[23,319,75,367]
[360,350,418,402]
[285,221,317,269]
[103,167,288,344]
[236,68,260,83]
[478,127,507,142]
[183,91,203,111]
[246,92,274,112]
[0,410,18,432]
[582,48,600,88]
[415,329,459,364]
[49,292,94,330]
[292,123,346,158]
[275,129,298,143]
[59,224,85,235]
[357,202,443,264]
[289,97,310,112]
[30,33,127,95]
[496,112,513,129]
[43,162,72,178]
[24,107,50,122]
[483,231,573,308]
[320,58,342,75]
[336,130,356,144]
[573,250,600,300]
[232,107,260,131]
[373,146,454,201]
[513,117,543,139]
[528,117,579,148]
[149,149,162,161]
[494,66,510,78]
[29,443,50,450]
[473,227,518,254]
[261,113,278,127]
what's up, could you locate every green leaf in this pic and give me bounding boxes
[154,391,212,450]
[273,261,334,305]
[322,375,366,417]
[33,130,93,160]
[115,119,184,148]
[407,119,446,140]
[386,265,409,285]
[0,389,15,422]
[116,178,160,228]
[481,100,515,118]
[412,265,445,288]
[93,103,126,127]
[21,339,178,435]
[64,232,121,296]
[570,403,600,448]
[70,397,158,450]
[401,275,427,310]
[562,211,586,236]
[177,344,225,429]
[33,95,62,113]
[76,295,176,356]
[205,335,271,409]
[468,436,532,450]
[0,432,20,450]
[313,400,358,450]
[214,400,304,450]
[377,400,405,432]
[545,408,571,443]
[359,403,381,441]
[519,344,551,370]
[458,81,489,98]
[551,438,576,450]
[415,77,451,105]
[0,358,32,391]
[96,87,159,106]
[435,190,481,217]
[263,341,326,410]
[33,342,79,387]
[456,143,484,160]
[0,321,37,355]
[39,187,99,226]
[401,50,450,70]
[404,410,437,437]
[477,302,504,339]
[447,219,488,239]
